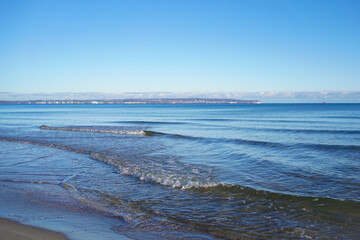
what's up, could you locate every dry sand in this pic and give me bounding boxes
[0,218,69,240]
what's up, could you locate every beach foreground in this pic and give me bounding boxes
[0,175,131,240]
[0,218,68,240]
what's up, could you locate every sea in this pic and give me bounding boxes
[0,103,359,239]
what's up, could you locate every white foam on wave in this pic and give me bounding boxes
[40,125,146,136]
[89,152,222,189]
[1,136,222,190]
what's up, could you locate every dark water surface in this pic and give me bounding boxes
[0,103,359,239]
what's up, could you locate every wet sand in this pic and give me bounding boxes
[0,140,132,240]
[0,218,69,240]
[0,181,130,240]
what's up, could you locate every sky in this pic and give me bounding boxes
[1,0,360,102]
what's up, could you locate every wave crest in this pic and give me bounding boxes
[40,125,146,135]
[89,152,222,189]
[0,137,221,190]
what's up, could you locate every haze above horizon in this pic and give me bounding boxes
[1,0,359,102]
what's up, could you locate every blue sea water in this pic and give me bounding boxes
[0,103,359,239]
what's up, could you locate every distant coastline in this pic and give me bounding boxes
[0,98,261,104]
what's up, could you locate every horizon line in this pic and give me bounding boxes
[1,91,360,103]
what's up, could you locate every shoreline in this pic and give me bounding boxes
[0,180,131,240]
[0,217,69,240]
[0,141,131,240]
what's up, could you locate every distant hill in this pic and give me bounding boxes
[0,98,261,104]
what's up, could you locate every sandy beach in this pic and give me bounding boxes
[0,158,131,240]
[0,218,69,240]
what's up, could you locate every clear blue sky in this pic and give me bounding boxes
[1,0,359,94]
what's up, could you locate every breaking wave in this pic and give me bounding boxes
[2,137,360,205]
[40,125,146,135]
[89,152,221,189]
[0,137,222,190]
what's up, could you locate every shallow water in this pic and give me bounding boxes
[0,103,359,239]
